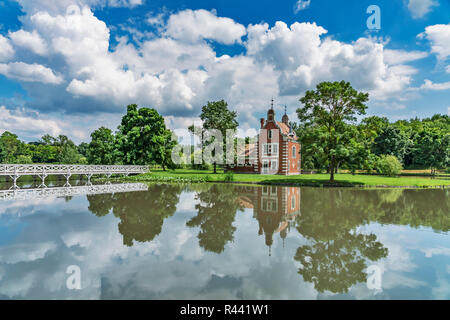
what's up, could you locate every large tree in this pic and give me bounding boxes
[117,104,175,169]
[88,127,117,164]
[193,100,239,173]
[297,81,369,181]
[0,131,23,163]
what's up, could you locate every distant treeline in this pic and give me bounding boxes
[1,105,449,173]
[294,114,449,173]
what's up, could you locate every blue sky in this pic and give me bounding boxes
[0,0,449,142]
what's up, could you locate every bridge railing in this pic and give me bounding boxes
[0,164,150,175]
[0,183,149,201]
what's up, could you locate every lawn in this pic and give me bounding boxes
[123,168,450,188]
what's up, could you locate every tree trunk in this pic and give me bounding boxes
[213,162,217,174]
[330,156,335,182]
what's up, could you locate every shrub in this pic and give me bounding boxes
[224,172,234,181]
[376,155,403,176]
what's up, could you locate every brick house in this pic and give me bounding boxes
[226,103,301,175]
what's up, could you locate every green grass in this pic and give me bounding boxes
[123,168,450,188]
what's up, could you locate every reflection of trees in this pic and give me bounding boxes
[375,189,450,232]
[87,193,114,217]
[294,188,449,293]
[294,189,388,294]
[87,184,183,246]
[295,233,387,294]
[186,184,243,254]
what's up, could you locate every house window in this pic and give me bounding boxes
[271,160,278,171]
[291,196,296,210]
[263,143,279,156]
[292,146,296,158]
[268,130,272,139]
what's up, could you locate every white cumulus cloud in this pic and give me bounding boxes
[165,9,247,44]
[419,79,450,91]
[419,23,450,61]
[0,62,63,84]
[0,35,14,62]
[9,29,48,55]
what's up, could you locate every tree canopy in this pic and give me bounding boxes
[297,81,369,181]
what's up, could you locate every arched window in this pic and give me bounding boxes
[292,146,296,158]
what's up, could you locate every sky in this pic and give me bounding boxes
[0,0,449,143]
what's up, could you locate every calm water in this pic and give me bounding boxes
[0,181,449,299]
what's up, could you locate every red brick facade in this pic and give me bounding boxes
[226,106,301,175]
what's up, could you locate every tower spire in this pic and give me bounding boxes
[271,97,274,110]
[284,104,287,115]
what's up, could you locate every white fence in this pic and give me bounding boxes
[0,164,149,188]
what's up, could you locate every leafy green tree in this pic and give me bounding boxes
[14,154,33,164]
[372,125,412,163]
[192,100,239,173]
[412,125,449,174]
[297,81,369,181]
[30,143,59,163]
[117,104,175,169]
[78,142,89,158]
[0,131,22,163]
[54,135,82,164]
[88,127,117,164]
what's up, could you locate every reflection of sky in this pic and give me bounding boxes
[0,189,448,299]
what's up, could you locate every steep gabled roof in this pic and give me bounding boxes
[276,121,298,140]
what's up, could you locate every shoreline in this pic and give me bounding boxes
[114,171,450,189]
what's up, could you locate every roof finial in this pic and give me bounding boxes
[271,97,274,110]
[284,104,287,115]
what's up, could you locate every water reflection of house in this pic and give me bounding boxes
[237,185,301,255]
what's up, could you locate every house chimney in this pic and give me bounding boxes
[260,118,265,128]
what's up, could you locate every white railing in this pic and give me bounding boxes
[0,183,148,201]
[0,164,149,176]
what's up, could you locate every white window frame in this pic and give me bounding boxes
[270,160,278,171]
[262,143,279,156]
[291,196,296,210]
[292,146,296,158]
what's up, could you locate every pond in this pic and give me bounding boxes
[0,181,448,299]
